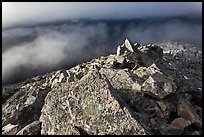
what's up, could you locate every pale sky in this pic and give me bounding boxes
[2,2,202,29]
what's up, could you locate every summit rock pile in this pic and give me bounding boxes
[2,39,202,135]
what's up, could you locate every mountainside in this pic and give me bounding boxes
[2,39,202,135]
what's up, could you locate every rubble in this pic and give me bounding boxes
[2,39,202,135]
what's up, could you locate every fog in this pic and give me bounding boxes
[2,2,202,85]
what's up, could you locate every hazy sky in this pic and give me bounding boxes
[2,2,202,29]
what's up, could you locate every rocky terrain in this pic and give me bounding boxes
[2,39,202,135]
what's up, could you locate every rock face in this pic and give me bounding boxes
[2,39,202,135]
[40,69,146,135]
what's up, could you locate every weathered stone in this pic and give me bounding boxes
[133,67,149,80]
[150,118,157,126]
[170,118,191,129]
[177,97,202,128]
[115,55,125,64]
[2,85,49,133]
[116,39,137,56]
[141,72,177,99]
[124,39,134,53]
[106,55,117,65]
[157,124,183,135]
[137,44,163,67]
[133,63,161,82]
[139,98,157,117]
[100,68,141,91]
[157,101,166,112]
[16,121,41,135]
[147,63,161,75]
[24,95,36,106]
[139,44,163,59]
[40,69,146,135]
[116,44,123,56]
[156,117,168,125]
[99,67,143,109]
[2,123,18,135]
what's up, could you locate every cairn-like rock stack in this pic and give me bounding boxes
[2,39,202,135]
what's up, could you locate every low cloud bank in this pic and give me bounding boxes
[2,17,202,84]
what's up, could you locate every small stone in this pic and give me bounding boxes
[157,101,166,111]
[150,118,157,126]
[147,63,161,75]
[25,95,36,106]
[191,131,200,135]
[16,121,41,135]
[177,98,202,128]
[132,83,141,91]
[115,55,125,64]
[116,45,122,56]
[171,118,191,129]
[133,67,149,80]
[157,118,168,125]
[58,72,66,83]
[158,124,183,135]
[2,123,18,135]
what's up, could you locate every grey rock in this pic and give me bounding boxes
[40,69,146,135]
[116,40,133,56]
[157,124,183,135]
[2,84,49,133]
[100,68,141,91]
[157,101,167,112]
[141,72,177,99]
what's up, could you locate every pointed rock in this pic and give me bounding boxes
[124,39,134,53]
[116,39,138,56]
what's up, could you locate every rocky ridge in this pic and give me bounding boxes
[2,39,202,135]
